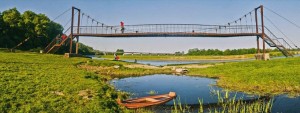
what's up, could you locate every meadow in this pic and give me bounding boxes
[0,51,171,112]
[188,57,300,95]
[1,50,299,112]
[0,52,121,112]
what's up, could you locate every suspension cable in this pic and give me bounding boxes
[263,14,298,48]
[63,11,78,33]
[250,12,254,33]
[265,6,300,30]
[52,8,72,22]
[226,9,255,26]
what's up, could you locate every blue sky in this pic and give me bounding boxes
[1,0,300,53]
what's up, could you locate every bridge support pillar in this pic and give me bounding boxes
[255,7,260,54]
[255,5,266,60]
[76,43,79,54]
[70,6,81,54]
[76,37,79,54]
[69,7,74,54]
[260,5,266,57]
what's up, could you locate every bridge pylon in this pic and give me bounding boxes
[70,6,81,54]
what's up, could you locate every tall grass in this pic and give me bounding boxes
[172,90,273,113]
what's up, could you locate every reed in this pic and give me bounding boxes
[172,90,273,113]
[147,90,158,95]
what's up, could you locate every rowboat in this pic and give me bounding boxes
[117,92,176,109]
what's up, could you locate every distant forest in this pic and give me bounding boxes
[0,8,97,54]
[185,48,280,56]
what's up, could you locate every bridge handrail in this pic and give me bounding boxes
[264,27,293,50]
[72,24,258,34]
[44,34,61,53]
[44,27,71,53]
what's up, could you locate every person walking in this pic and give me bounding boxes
[120,21,125,33]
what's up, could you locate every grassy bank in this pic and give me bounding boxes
[0,52,171,112]
[79,60,172,78]
[187,57,300,95]
[101,54,254,60]
[0,52,122,112]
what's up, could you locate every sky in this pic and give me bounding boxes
[1,0,300,53]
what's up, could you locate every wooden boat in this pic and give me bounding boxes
[117,92,176,109]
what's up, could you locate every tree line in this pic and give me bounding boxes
[0,8,97,54]
[186,48,280,56]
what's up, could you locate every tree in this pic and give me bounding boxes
[187,48,262,56]
[116,49,124,55]
[2,8,22,28]
[0,8,63,50]
[0,12,4,46]
[0,7,99,54]
[1,8,23,48]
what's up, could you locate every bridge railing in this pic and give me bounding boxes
[263,27,293,50]
[71,24,258,35]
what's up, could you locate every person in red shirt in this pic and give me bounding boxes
[115,55,120,61]
[116,55,120,60]
[120,21,125,33]
[61,34,67,41]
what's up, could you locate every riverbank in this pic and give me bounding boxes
[0,52,121,112]
[186,57,300,96]
[0,52,171,112]
[98,54,300,96]
[1,51,299,112]
[101,54,254,60]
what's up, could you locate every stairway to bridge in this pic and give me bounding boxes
[44,34,71,54]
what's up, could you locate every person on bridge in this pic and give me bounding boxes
[115,55,120,61]
[61,34,67,41]
[61,34,67,45]
[120,21,125,33]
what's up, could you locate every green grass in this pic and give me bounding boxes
[0,51,172,112]
[79,59,172,78]
[1,50,297,112]
[188,57,300,95]
[0,52,126,112]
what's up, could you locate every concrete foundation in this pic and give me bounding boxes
[64,53,90,58]
[255,53,270,60]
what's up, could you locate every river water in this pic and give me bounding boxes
[111,74,300,112]
[88,56,300,112]
[122,59,253,66]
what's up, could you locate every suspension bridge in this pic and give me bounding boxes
[44,5,299,58]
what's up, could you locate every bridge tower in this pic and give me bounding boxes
[70,7,81,54]
[255,5,266,59]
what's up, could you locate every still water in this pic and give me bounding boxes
[111,74,300,112]
[122,59,253,66]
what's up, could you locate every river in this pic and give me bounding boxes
[111,74,300,112]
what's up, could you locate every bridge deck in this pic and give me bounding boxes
[73,32,262,37]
